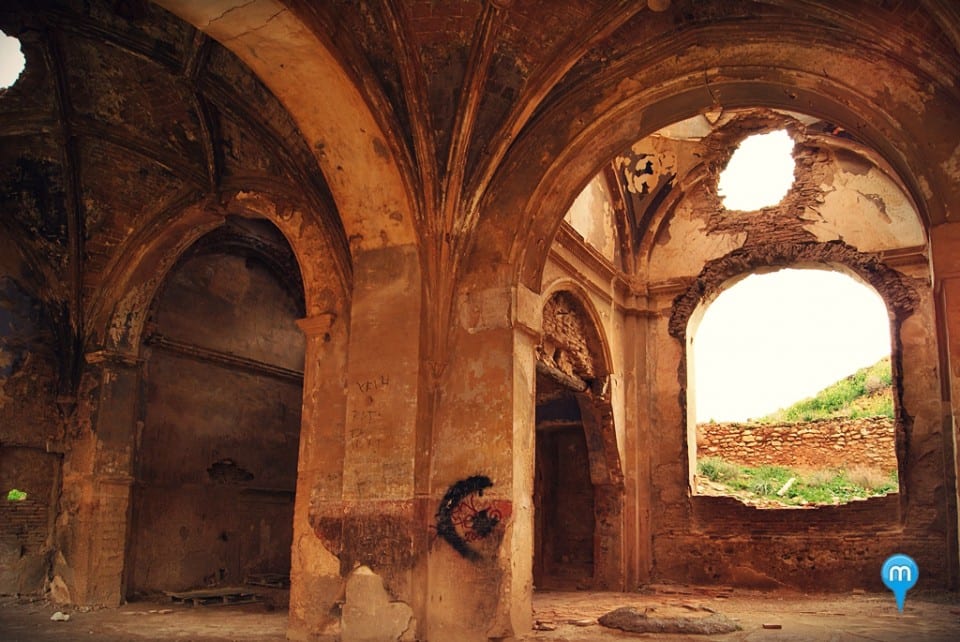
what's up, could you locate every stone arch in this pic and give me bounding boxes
[95,191,348,358]
[517,83,929,289]
[466,36,950,293]
[153,1,420,256]
[635,109,928,275]
[539,280,615,379]
[669,241,920,504]
[81,188,350,606]
[534,287,624,590]
[126,212,309,596]
[133,17,429,627]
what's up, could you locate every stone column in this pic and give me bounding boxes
[622,292,654,586]
[424,284,538,641]
[56,349,141,606]
[290,245,422,641]
[288,312,347,640]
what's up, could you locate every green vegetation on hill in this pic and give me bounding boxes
[760,357,893,423]
[697,457,898,506]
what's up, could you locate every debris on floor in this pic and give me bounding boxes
[166,587,260,607]
[598,605,741,635]
[245,573,290,589]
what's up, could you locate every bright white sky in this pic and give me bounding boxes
[693,269,891,422]
[718,130,795,211]
[692,130,892,422]
[0,31,25,89]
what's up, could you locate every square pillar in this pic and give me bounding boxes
[426,284,538,641]
[289,244,422,640]
[57,350,141,606]
[932,223,960,588]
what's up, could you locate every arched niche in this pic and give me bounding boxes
[127,216,306,596]
[534,288,624,590]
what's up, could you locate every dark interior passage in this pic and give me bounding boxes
[127,220,305,596]
[534,377,595,590]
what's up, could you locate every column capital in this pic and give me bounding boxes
[514,283,543,339]
[84,349,142,368]
[297,313,338,338]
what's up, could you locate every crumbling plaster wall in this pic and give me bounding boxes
[542,229,629,476]
[0,222,66,600]
[563,176,620,266]
[0,0,355,608]
[931,223,960,587]
[541,180,637,587]
[638,112,927,282]
[636,111,948,590]
[4,2,960,640]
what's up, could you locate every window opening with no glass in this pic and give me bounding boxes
[689,268,898,508]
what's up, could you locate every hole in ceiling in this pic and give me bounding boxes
[0,30,26,90]
[718,130,795,211]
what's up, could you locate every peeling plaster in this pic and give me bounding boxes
[341,566,414,642]
[944,141,960,180]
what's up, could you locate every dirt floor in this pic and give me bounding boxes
[526,586,960,641]
[1,585,959,641]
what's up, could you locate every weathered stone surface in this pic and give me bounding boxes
[697,417,897,470]
[341,566,413,642]
[598,606,741,635]
[2,2,960,641]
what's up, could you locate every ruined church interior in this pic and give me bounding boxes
[2,1,960,640]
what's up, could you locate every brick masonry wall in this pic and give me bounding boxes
[0,447,59,594]
[696,416,896,470]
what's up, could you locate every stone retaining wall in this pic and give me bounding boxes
[696,417,896,470]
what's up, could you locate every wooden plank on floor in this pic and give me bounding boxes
[165,587,260,607]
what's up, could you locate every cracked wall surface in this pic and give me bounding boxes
[633,110,943,591]
[2,1,960,640]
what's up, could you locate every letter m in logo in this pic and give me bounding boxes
[888,565,912,582]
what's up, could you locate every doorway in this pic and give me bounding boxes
[534,377,595,589]
[533,290,624,591]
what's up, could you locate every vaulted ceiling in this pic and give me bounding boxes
[3,0,960,320]
[0,1,346,352]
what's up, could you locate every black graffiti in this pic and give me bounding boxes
[435,475,495,561]
[470,509,499,538]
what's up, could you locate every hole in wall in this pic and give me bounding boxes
[0,31,26,90]
[718,130,795,211]
[7,488,27,501]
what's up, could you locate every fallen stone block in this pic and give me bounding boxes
[598,606,740,635]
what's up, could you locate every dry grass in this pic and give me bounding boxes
[803,468,837,487]
[846,465,893,491]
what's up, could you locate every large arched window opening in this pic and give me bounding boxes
[688,267,898,508]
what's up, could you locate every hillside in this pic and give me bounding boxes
[760,356,893,423]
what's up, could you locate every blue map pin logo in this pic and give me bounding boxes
[881,553,918,612]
